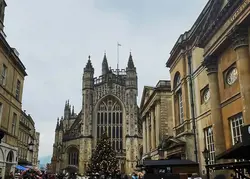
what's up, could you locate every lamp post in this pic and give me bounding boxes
[158,148,164,160]
[202,147,210,179]
[28,141,34,152]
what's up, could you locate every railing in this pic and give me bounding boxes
[174,119,192,136]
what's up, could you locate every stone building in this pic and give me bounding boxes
[139,80,172,160]
[33,132,40,167]
[51,53,142,175]
[17,110,40,167]
[18,111,35,166]
[166,0,250,176]
[0,0,27,177]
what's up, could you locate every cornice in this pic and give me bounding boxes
[0,32,27,76]
[198,0,242,48]
[140,94,161,118]
[166,1,212,68]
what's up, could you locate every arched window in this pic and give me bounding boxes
[174,72,181,88]
[174,72,184,125]
[6,151,14,162]
[97,96,123,152]
[68,147,79,166]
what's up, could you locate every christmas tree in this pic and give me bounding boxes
[87,132,118,174]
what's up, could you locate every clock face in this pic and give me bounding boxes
[203,89,210,103]
[226,68,238,85]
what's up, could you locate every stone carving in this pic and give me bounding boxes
[230,25,249,50]
[202,55,218,74]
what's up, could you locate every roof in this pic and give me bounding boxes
[216,124,250,160]
[0,31,27,76]
[166,0,212,68]
[143,159,198,167]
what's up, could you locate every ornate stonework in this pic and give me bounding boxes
[230,25,249,50]
[202,55,219,75]
[51,53,142,175]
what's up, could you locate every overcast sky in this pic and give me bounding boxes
[4,0,207,157]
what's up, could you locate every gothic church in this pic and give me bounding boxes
[51,53,142,175]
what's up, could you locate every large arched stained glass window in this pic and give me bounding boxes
[97,96,123,152]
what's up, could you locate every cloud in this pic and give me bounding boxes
[4,0,207,157]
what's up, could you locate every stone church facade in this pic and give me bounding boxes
[51,53,142,175]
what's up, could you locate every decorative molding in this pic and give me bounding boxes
[198,0,242,48]
[230,25,249,50]
[202,55,218,74]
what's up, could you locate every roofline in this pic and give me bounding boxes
[0,32,27,76]
[166,0,212,68]
[140,80,171,114]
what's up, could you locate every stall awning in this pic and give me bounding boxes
[216,124,250,160]
[15,165,27,171]
[216,142,250,160]
[143,159,198,167]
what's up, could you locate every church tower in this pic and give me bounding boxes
[51,52,142,175]
[80,56,95,172]
[125,53,140,170]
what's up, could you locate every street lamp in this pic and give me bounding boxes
[28,141,34,152]
[202,147,210,179]
[158,148,164,160]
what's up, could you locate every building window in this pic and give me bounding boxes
[16,80,21,100]
[204,127,215,164]
[68,147,79,166]
[178,92,184,124]
[0,64,7,86]
[230,113,244,145]
[12,113,17,135]
[97,96,123,152]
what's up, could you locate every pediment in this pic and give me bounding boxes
[140,86,154,109]
[161,136,185,150]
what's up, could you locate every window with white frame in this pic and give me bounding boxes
[230,113,244,145]
[178,92,184,124]
[0,64,7,86]
[204,127,215,164]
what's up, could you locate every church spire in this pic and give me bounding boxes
[55,117,60,131]
[102,52,109,75]
[84,55,94,72]
[72,106,75,116]
[127,52,135,69]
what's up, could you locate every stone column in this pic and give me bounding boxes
[202,55,226,155]
[155,102,160,147]
[146,114,151,152]
[142,119,147,154]
[151,108,156,149]
[231,25,250,125]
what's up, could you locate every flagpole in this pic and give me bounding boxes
[117,42,119,70]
